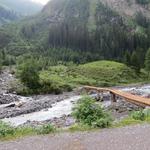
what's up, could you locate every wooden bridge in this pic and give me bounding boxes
[83,86,150,107]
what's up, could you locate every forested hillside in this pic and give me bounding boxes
[0,0,43,26]
[0,0,150,66]
[0,0,42,15]
[0,5,18,25]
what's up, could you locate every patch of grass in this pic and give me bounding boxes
[68,123,93,132]
[114,109,150,127]
[16,60,149,95]
[39,61,147,90]
[0,122,56,141]
[78,61,146,85]
[36,124,56,135]
[131,110,145,121]
[0,121,15,139]
[113,117,143,128]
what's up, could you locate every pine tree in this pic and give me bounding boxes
[145,48,150,78]
[19,59,40,89]
[124,51,131,66]
[0,60,2,72]
[131,51,141,73]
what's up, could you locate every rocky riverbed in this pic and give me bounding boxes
[0,68,149,128]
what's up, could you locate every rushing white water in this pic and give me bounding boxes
[2,96,81,126]
[2,85,150,126]
[121,85,150,96]
[2,95,111,126]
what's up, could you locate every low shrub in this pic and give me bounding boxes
[69,124,92,132]
[131,110,145,121]
[0,122,56,140]
[36,124,56,135]
[72,96,112,128]
[0,121,15,138]
[130,109,150,121]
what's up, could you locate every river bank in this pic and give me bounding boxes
[0,68,150,128]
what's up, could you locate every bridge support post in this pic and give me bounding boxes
[110,92,116,102]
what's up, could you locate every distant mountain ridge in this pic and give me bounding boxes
[0,0,43,25]
[0,0,42,16]
[0,4,19,25]
[1,0,150,65]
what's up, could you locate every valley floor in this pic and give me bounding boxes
[0,124,150,150]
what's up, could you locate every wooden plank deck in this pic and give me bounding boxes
[83,86,150,106]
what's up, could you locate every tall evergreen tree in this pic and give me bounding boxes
[145,48,150,78]
[124,51,131,66]
[131,51,141,73]
[19,59,40,89]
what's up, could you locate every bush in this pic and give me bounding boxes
[0,122,56,140]
[130,109,150,121]
[136,0,150,5]
[143,108,150,118]
[0,63,2,72]
[17,59,40,89]
[72,96,112,128]
[0,121,15,138]
[131,110,145,121]
[40,72,73,94]
[36,124,55,135]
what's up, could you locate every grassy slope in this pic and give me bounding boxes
[16,60,148,95]
[78,61,146,86]
[40,61,148,89]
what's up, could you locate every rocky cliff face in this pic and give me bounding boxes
[99,0,150,18]
[41,0,150,25]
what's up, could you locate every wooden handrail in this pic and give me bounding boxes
[83,86,150,106]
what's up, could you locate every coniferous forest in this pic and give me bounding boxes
[1,0,150,142]
[0,0,150,94]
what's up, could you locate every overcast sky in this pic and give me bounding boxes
[31,0,50,5]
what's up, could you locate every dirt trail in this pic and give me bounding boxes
[1,124,150,150]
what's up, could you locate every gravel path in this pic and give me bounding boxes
[1,124,150,150]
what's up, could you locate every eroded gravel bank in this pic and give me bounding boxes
[0,68,149,127]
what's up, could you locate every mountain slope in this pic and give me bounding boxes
[0,5,18,25]
[100,0,150,18]
[1,0,150,64]
[0,0,42,15]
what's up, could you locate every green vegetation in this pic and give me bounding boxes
[145,48,150,78]
[0,0,150,67]
[1,106,150,140]
[15,60,148,95]
[131,109,150,121]
[130,51,141,73]
[131,110,146,121]
[0,0,42,16]
[72,96,112,128]
[0,4,18,25]
[1,0,150,141]
[0,121,55,140]
[35,124,56,135]
[136,0,150,5]
[69,123,94,132]
[18,59,40,89]
[0,50,15,67]
[0,121,15,138]
[114,117,143,127]
[77,61,145,85]
[114,109,150,127]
